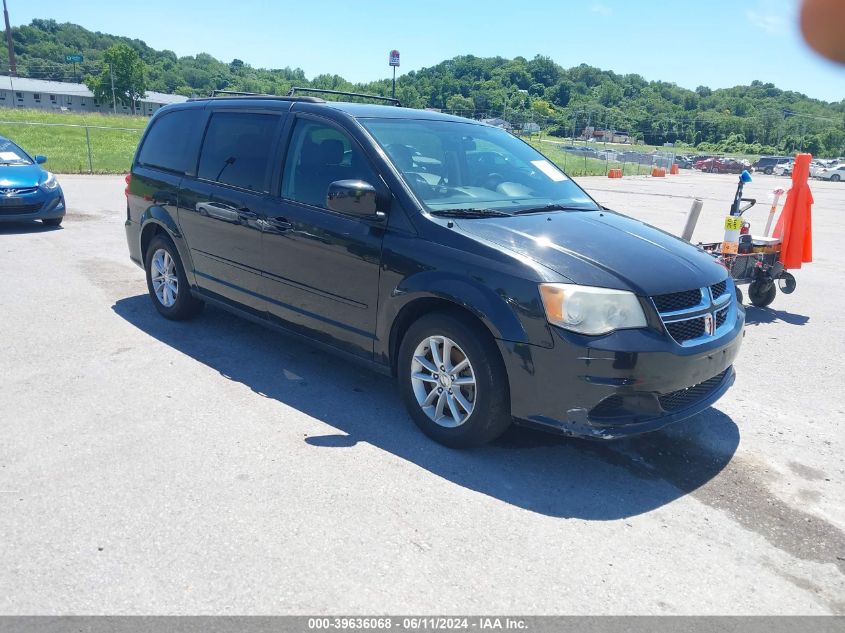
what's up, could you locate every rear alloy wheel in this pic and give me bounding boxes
[748,279,777,308]
[399,312,511,448]
[144,234,204,320]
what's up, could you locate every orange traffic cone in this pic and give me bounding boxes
[773,154,813,269]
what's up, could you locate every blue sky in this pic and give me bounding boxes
[9,0,845,102]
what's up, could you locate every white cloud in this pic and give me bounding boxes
[591,4,613,16]
[745,0,796,35]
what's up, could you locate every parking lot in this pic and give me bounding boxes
[1,171,843,614]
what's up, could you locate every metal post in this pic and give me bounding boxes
[681,198,704,242]
[84,126,93,173]
[391,66,396,100]
[764,189,784,236]
[110,64,117,114]
[3,0,16,77]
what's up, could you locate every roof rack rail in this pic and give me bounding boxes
[210,90,263,97]
[193,90,325,103]
[287,87,401,107]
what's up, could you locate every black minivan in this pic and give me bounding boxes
[125,94,744,447]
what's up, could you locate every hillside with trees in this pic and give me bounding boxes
[5,19,844,157]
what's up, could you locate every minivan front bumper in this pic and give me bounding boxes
[498,309,744,439]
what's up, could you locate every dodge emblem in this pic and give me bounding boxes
[704,313,715,336]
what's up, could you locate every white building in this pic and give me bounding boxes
[0,76,188,115]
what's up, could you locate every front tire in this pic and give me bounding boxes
[831,174,841,182]
[398,312,511,448]
[144,234,204,320]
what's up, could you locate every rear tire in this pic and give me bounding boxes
[144,234,204,320]
[831,174,841,182]
[42,217,62,227]
[398,312,511,448]
[748,280,777,307]
[764,167,773,175]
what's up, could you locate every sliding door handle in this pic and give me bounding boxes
[266,218,293,232]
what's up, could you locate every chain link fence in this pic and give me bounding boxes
[0,120,144,174]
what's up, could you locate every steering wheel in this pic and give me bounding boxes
[406,172,435,194]
[484,172,505,191]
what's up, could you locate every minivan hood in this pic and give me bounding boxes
[454,209,727,296]
[0,164,46,188]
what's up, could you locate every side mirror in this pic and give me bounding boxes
[35,155,47,164]
[326,180,383,218]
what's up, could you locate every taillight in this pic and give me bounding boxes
[740,222,750,235]
[124,173,131,198]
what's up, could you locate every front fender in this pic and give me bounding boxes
[376,269,554,367]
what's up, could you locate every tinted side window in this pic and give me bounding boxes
[281,119,379,209]
[197,112,281,192]
[137,109,203,174]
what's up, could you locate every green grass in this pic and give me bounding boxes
[527,139,651,177]
[0,108,146,173]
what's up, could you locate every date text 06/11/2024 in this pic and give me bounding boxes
[306,617,528,630]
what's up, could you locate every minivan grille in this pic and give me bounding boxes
[652,289,701,313]
[658,370,728,411]
[588,369,730,420]
[652,278,732,346]
[666,317,706,342]
[710,280,727,300]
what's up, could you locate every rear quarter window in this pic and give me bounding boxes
[137,109,204,174]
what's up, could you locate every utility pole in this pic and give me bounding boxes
[3,0,16,77]
[110,63,117,114]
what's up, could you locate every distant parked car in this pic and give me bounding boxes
[674,156,693,169]
[0,136,65,227]
[816,164,845,182]
[751,156,791,175]
[773,161,794,177]
[809,160,827,177]
[694,157,748,174]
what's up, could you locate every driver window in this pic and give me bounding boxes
[281,120,378,209]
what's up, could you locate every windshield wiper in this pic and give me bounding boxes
[512,203,596,215]
[430,208,512,218]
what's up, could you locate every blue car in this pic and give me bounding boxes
[0,136,65,227]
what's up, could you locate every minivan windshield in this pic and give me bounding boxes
[360,118,599,215]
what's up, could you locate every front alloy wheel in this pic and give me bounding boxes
[410,335,477,428]
[399,312,511,448]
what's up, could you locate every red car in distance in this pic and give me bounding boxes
[694,157,750,174]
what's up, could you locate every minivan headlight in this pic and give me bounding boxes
[539,283,647,335]
[40,172,60,191]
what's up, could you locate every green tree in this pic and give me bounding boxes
[446,94,475,114]
[86,43,146,113]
